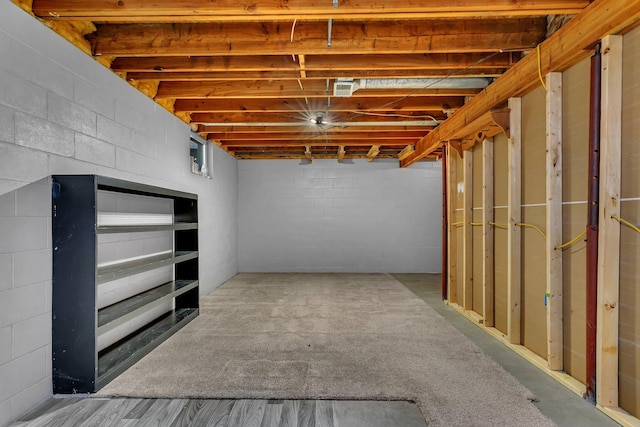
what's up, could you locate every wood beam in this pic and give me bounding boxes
[127,68,508,82]
[545,71,563,371]
[298,54,307,79]
[112,52,514,73]
[482,138,494,327]
[447,144,458,305]
[199,124,435,133]
[159,81,480,99]
[462,151,473,311]
[366,145,381,162]
[209,131,427,141]
[190,112,446,124]
[32,0,589,22]
[507,97,522,345]
[172,96,466,111]
[89,19,545,57]
[596,34,622,409]
[304,145,312,163]
[397,145,415,161]
[401,0,640,167]
[219,140,416,147]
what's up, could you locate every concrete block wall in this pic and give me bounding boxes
[0,3,238,425]
[238,159,442,273]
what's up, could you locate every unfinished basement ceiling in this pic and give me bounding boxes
[25,1,588,162]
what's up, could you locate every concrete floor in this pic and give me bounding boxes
[393,273,620,427]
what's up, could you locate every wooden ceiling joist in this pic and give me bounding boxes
[401,0,640,167]
[190,112,447,124]
[159,81,479,100]
[219,139,413,147]
[88,19,546,57]
[126,69,508,82]
[198,124,435,134]
[206,131,429,141]
[172,97,465,113]
[112,53,515,73]
[32,0,590,22]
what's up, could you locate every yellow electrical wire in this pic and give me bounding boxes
[470,222,483,226]
[451,222,464,227]
[612,215,640,234]
[516,222,547,240]
[554,230,587,251]
[488,222,509,228]
[537,45,548,91]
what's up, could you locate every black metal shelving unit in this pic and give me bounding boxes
[51,175,199,393]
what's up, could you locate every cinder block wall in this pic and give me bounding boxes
[238,159,442,273]
[0,3,238,425]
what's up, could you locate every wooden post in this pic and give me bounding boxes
[442,143,448,300]
[546,72,563,371]
[596,34,622,409]
[463,151,473,311]
[447,144,458,305]
[507,97,522,345]
[482,138,495,327]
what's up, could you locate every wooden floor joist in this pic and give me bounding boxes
[400,0,640,168]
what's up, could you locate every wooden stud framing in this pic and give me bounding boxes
[482,137,495,327]
[507,97,522,345]
[366,145,381,162]
[447,143,458,305]
[596,34,623,409]
[463,151,473,311]
[546,72,563,371]
[337,145,346,163]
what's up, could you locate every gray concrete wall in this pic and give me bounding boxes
[0,3,238,425]
[238,159,442,273]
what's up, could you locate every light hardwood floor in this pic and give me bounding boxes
[12,398,428,427]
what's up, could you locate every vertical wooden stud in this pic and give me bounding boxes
[463,151,473,311]
[596,34,622,408]
[546,72,564,371]
[447,144,458,305]
[507,97,522,345]
[483,138,495,327]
